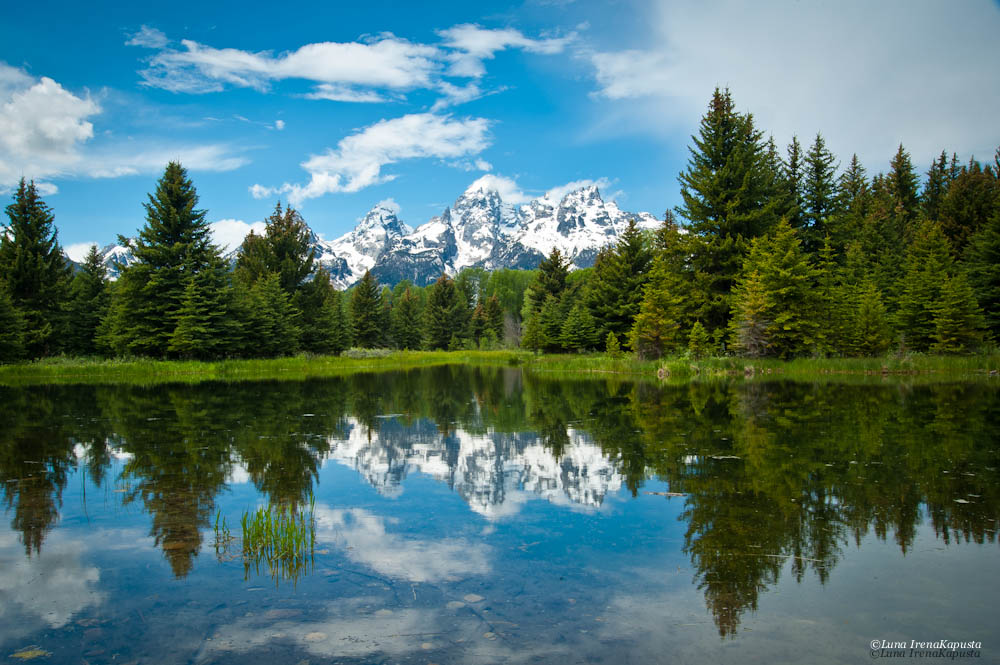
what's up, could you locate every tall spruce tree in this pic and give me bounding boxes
[586,219,653,345]
[676,88,781,333]
[350,270,383,348]
[294,268,340,354]
[938,161,998,256]
[66,245,109,356]
[0,179,72,357]
[888,144,921,244]
[106,162,221,357]
[930,271,987,354]
[895,220,954,351]
[784,136,804,231]
[850,280,893,356]
[391,287,423,350]
[424,274,465,350]
[922,150,951,222]
[168,261,236,359]
[802,133,838,254]
[526,248,570,316]
[964,208,1000,338]
[235,203,316,294]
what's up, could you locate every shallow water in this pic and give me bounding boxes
[1,367,997,664]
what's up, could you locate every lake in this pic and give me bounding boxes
[1,366,997,664]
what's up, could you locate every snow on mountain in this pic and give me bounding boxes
[85,182,660,288]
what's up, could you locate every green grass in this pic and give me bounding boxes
[214,496,317,586]
[1,348,998,386]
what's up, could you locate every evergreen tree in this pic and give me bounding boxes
[931,272,987,354]
[424,274,465,350]
[895,221,954,351]
[330,289,353,354]
[938,161,998,256]
[687,321,711,359]
[391,287,423,350]
[350,270,383,348]
[784,136,804,232]
[813,236,848,355]
[106,162,220,357]
[66,245,109,356]
[482,295,504,342]
[728,269,772,358]
[587,219,653,344]
[560,300,597,351]
[526,248,569,316]
[730,220,817,358]
[379,286,394,348]
[922,150,951,222]
[849,280,893,356]
[831,154,869,250]
[964,209,1000,337]
[168,261,235,359]
[294,269,340,354]
[605,331,622,356]
[538,294,565,352]
[676,88,781,333]
[0,287,25,362]
[888,144,921,243]
[237,272,300,357]
[0,179,72,357]
[802,133,838,254]
[629,254,690,359]
[520,310,546,352]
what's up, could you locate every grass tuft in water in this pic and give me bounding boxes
[213,497,316,586]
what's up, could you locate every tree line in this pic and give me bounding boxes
[1,87,998,361]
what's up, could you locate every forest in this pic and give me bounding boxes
[1,88,997,363]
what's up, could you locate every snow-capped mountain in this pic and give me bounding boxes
[87,182,660,288]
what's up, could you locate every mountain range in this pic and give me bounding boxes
[92,181,662,288]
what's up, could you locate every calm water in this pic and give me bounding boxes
[1,367,998,664]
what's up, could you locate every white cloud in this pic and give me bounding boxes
[210,218,267,254]
[274,119,285,131]
[373,197,400,214]
[437,24,575,78]
[257,113,491,205]
[65,241,97,262]
[587,0,1000,166]
[430,81,485,112]
[474,158,492,171]
[125,25,168,49]
[141,36,439,95]
[543,177,612,202]
[0,63,100,188]
[302,83,388,103]
[87,142,248,178]
[464,173,531,204]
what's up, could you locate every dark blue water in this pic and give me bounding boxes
[1,368,997,663]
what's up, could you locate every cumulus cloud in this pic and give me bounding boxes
[210,218,267,254]
[438,24,575,78]
[65,241,97,262]
[0,63,100,188]
[255,113,491,205]
[125,25,168,49]
[587,0,1000,166]
[464,173,531,204]
[543,177,612,202]
[140,36,439,97]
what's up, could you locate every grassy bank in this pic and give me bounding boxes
[0,349,997,386]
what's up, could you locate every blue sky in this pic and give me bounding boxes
[2,0,999,259]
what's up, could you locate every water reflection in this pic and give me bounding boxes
[1,369,998,639]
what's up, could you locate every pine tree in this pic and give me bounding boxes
[888,144,921,244]
[605,331,622,356]
[538,294,565,352]
[813,236,848,355]
[688,321,711,359]
[587,219,653,344]
[850,280,893,356]
[237,273,300,357]
[424,274,465,350]
[0,287,25,362]
[526,248,569,316]
[728,269,771,358]
[330,289,352,354]
[938,161,998,256]
[560,300,597,351]
[830,154,869,250]
[294,268,340,354]
[107,162,220,357]
[802,132,838,254]
[676,88,781,333]
[483,295,504,342]
[964,209,1000,337]
[784,136,804,232]
[931,272,987,354]
[922,150,950,222]
[168,262,235,359]
[66,245,109,356]
[350,270,383,348]
[730,220,817,358]
[895,221,954,351]
[0,179,72,357]
[520,310,546,352]
[391,287,423,350]
[629,254,690,360]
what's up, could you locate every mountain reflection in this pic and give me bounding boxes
[1,369,998,635]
